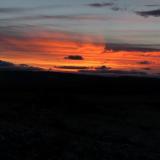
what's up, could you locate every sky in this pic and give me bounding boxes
[0,0,160,76]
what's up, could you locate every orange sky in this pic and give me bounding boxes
[0,31,160,75]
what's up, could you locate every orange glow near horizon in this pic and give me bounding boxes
[0,30,160,75]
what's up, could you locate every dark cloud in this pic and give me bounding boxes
[145,4,160,7]
[79,65,147,76]
[106,43,160,52]
[88,2,113,8]
[55,66,89,70]
[143,67,151,71]
[136,9,160,17]
[87,2,126,11]
[0,7,26,13]
[111,7,121,11]
[95,65,111,72]
[137,61,152,65]
[55,65,148,77]
[80,69,147,76]
[0,60,42,71]
[56,65,110,72]
[64,55,84,60]
[107,70,147,75]
[0,5,61,14]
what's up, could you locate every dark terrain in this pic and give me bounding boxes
[0,71,160,160]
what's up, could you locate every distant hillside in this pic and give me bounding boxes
[0,70,160,95]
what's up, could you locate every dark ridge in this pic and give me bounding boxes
[0,70,160,95]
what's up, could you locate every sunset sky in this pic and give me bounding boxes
[0,0,160,76]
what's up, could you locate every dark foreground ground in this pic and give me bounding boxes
[0,71,160,160]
